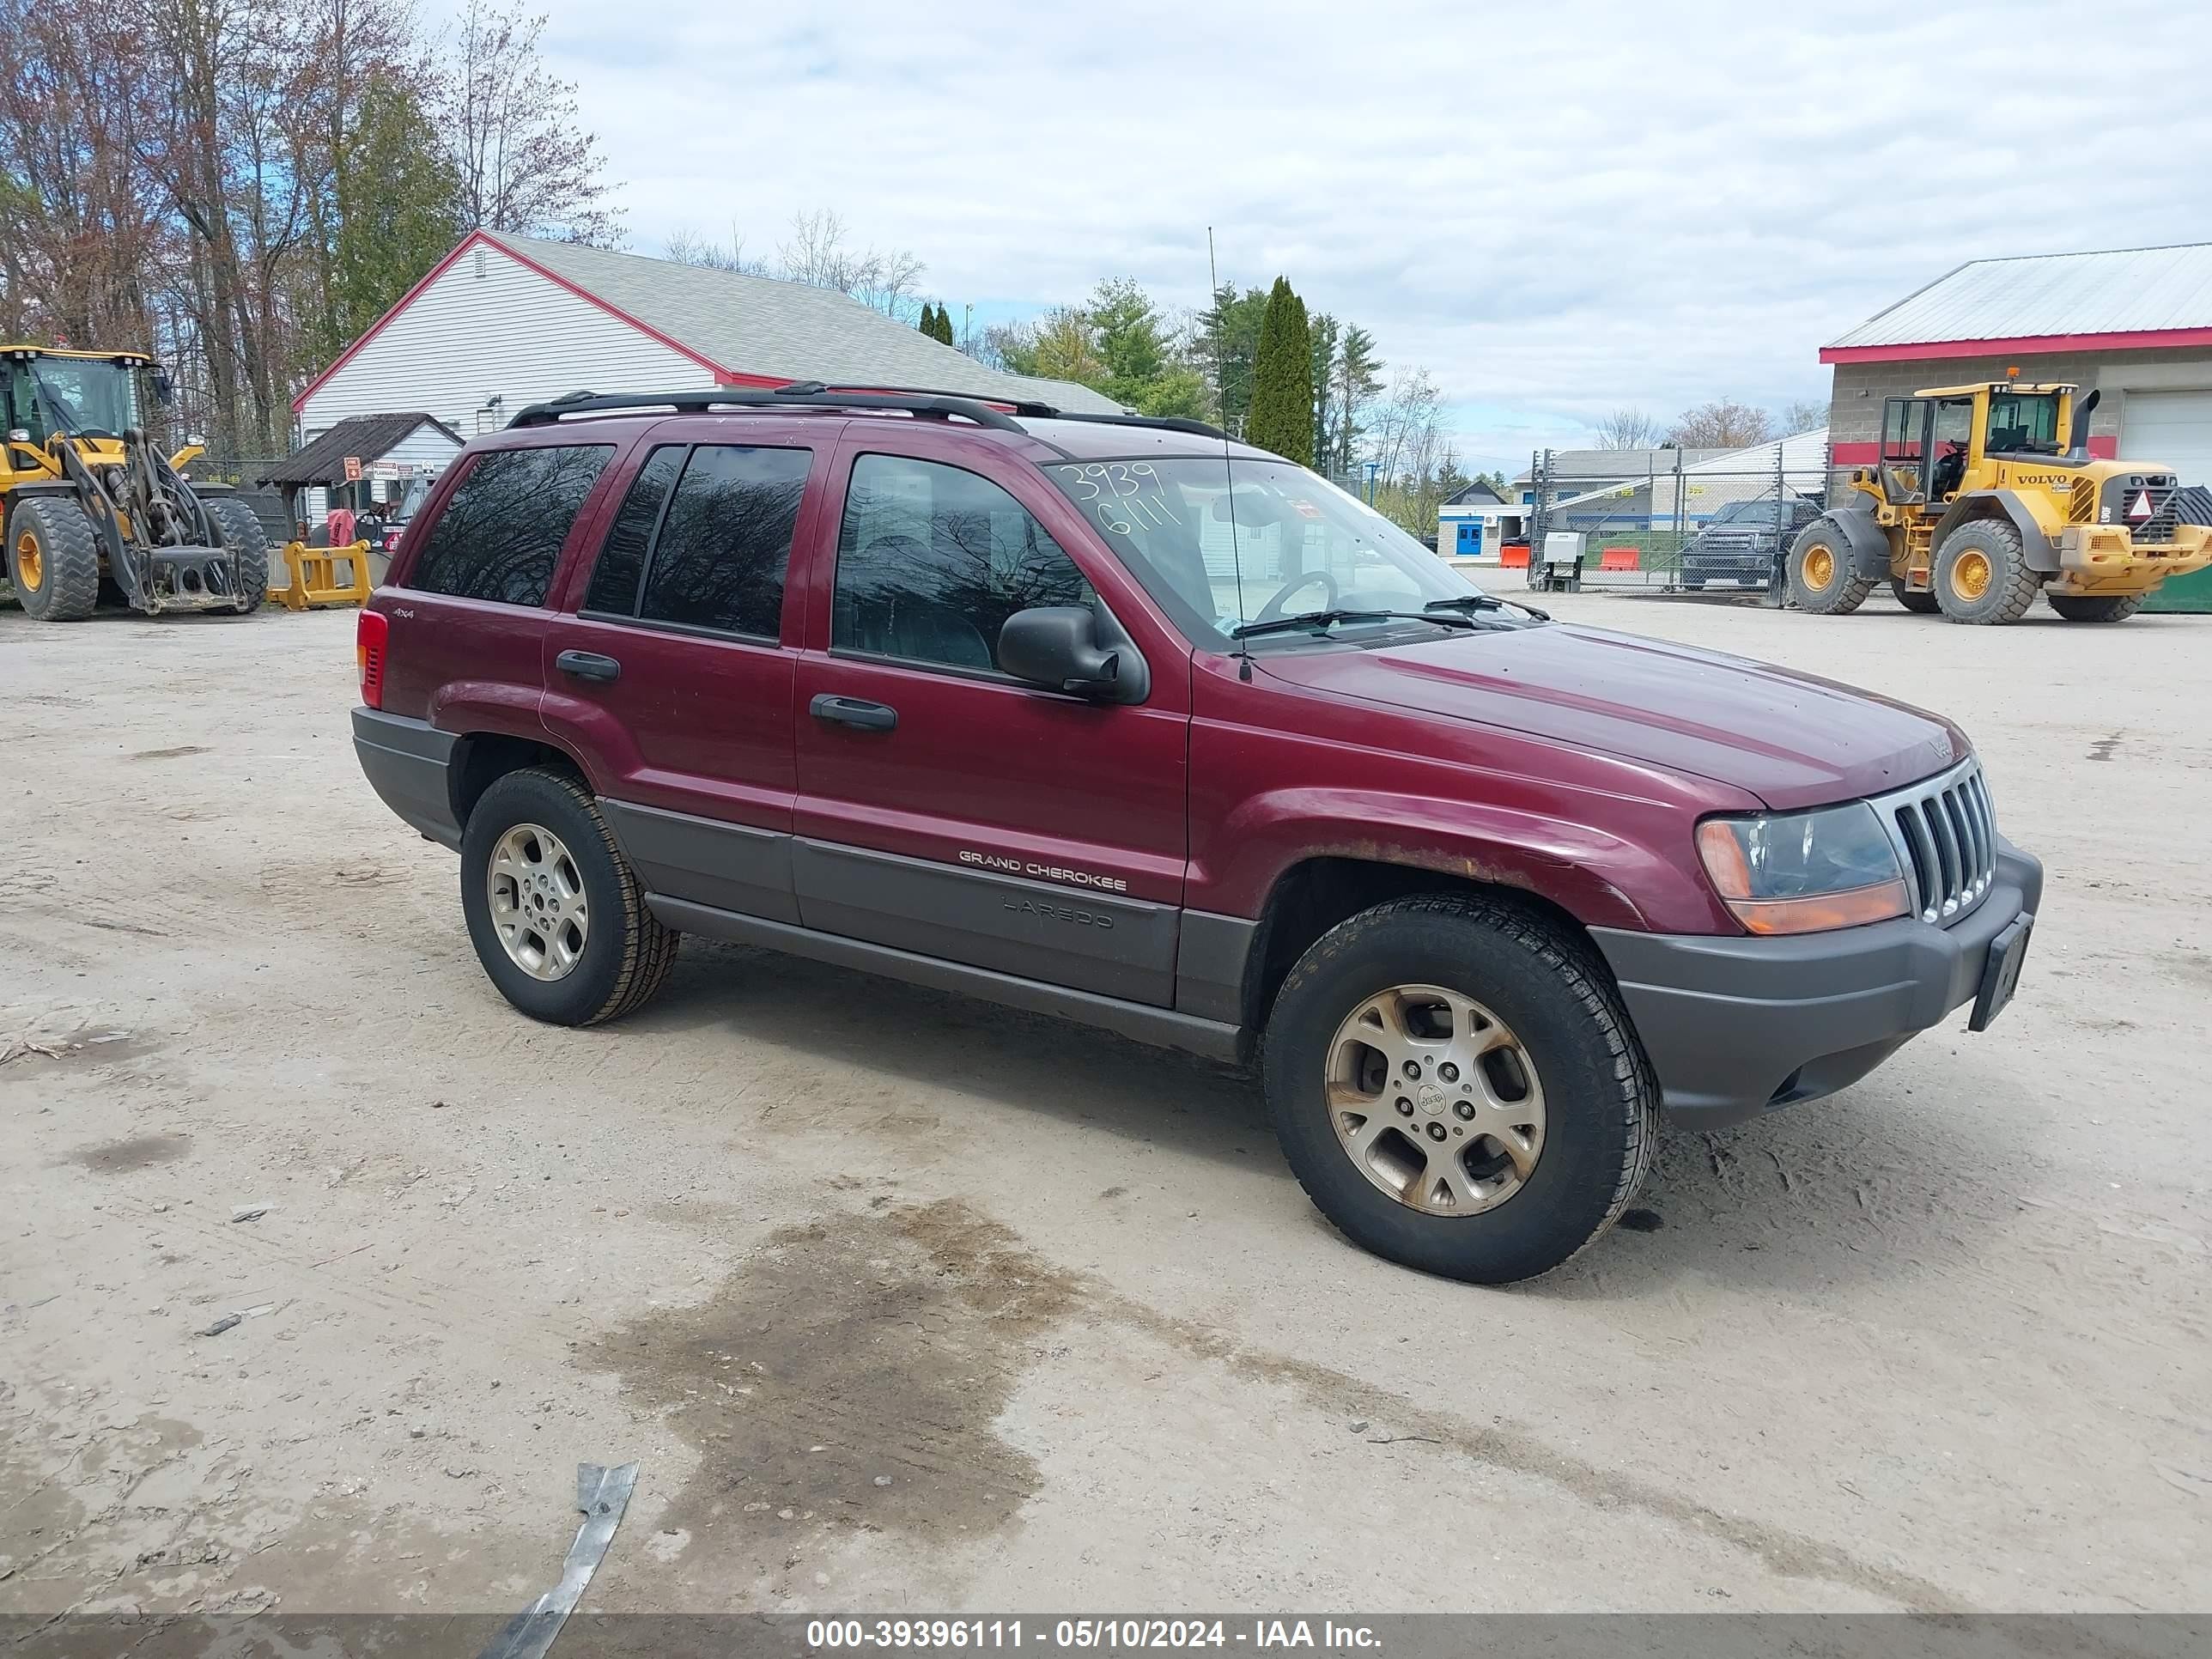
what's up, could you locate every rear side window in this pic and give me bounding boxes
[832,453,1090,673]
[409,445,611,605]
[583,446,684,615]
[580,444,809,639]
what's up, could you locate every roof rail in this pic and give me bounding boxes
[506,386,1030,433]
[505,384,1231,445]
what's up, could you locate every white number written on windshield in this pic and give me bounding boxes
[1057,462,1183,538]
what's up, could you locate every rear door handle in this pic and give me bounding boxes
[810,693,897,732]
[555,649,621,684]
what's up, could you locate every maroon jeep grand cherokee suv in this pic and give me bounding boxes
[353,386,2039,1283]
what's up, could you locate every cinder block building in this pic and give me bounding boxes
[1821,242,2212,486]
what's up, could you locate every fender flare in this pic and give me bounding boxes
[1929,490,2063,573]
[1814,501,1896,581]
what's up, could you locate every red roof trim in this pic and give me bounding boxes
[1829,436,2117,465]
[291,229,742,415]
[1821,326,2212,364]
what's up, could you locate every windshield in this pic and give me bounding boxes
[1986,392,2061,454]
[17,357,137,441]
[1045,456,1499,650]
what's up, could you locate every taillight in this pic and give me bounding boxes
[357,608,389,709]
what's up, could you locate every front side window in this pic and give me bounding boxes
[832,454,1091,673]
[1043,456,1501,652]
[409,444,611,606]
[1881,398,1929,462]
[1986,392,2061,454]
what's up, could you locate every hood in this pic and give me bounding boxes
[1255,623,1964,810]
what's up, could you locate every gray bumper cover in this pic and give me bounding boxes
[352,708,462,848]
[1592,841,2043,1130]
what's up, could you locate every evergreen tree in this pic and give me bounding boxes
[918,301,937,337]
[938,306,957,345]
[1247,276,1315,465]
[331,74,465,349]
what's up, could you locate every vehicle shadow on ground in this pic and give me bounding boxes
[629,939,2030,1298]
[626,937,1273,1167]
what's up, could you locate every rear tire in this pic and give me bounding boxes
[1788,520,1874,614]
[1935,520,2040,624]
[459,766,679,1026]
[203,495,269,615]
[7,497,100,621]
[2047,592,2143,623]
[1261,895,1658,1285]
[1891,577,1941,613]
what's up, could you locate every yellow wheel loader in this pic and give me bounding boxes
[1,345,269,622]
[1787,380,2212,624]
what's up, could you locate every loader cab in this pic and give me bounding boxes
[1874,382,2078,510]
[0,348,149,448]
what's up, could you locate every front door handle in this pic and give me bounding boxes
[556,649,621,684]
[810,693,897,732]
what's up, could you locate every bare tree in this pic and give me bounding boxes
[773,209,924,321]
[1668,399,1773,449]
[663,223,767,274]
[438,0,617,246]
[1595,406,1662,449]
[1778,398,1828,436]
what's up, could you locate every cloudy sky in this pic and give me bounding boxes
[476,0,2210,470]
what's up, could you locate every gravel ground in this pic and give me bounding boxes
[3,588,2209,1620]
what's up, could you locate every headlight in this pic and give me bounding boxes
[1696,801,1911,934]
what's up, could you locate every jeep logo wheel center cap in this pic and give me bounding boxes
[1417,1082,1448,1115]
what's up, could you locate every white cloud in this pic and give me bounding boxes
[471,0,2212,456]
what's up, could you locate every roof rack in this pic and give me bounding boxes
[506,383,1231,445]
[507,386,1031,433]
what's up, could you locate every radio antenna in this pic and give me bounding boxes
[1209,227,1253,681]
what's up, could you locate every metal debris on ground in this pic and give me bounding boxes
[200,1314,241,1338]
[475,1462,639,1659]
[230,1205,270,1223]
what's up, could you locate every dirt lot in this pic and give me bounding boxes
[3,588,2209,1620]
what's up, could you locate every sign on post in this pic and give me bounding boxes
[343,456,362,482]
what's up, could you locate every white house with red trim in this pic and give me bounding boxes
[293,229,1124,445]
[1821,241,2212,484]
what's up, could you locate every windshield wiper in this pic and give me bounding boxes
[1233,608,1479,641]
[1425,593,1550,623]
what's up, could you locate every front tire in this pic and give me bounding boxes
[1261,896,1658,1284]
[459,767,678,1025]
[2047,592,2142,623]
[203,495,269,615]
[1788,520,1874,614]
[7,497,100,621]
[1935,520,2040,624]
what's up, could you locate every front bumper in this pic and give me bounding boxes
[1591,839,2043,1130]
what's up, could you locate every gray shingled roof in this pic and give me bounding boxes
[483,233,1127,416]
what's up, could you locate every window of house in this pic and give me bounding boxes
[831,454,1091,674]
[408,444,611,606]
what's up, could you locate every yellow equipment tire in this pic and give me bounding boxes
[2047,593,2142,623]
[6,496,100,622]
[1787,520,1874,615]
[1934,520,2040,625]
[204,495,270,615]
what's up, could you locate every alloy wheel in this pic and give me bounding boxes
[1326,985,1546,1215]
[487,823,589,981]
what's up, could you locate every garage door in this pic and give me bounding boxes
[2120,389,2212,485]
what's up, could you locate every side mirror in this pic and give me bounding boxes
[998,605,1146,702]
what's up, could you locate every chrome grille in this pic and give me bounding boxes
[1875,757,1997,925]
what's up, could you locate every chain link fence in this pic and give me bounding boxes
[1516,442,1833,597]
